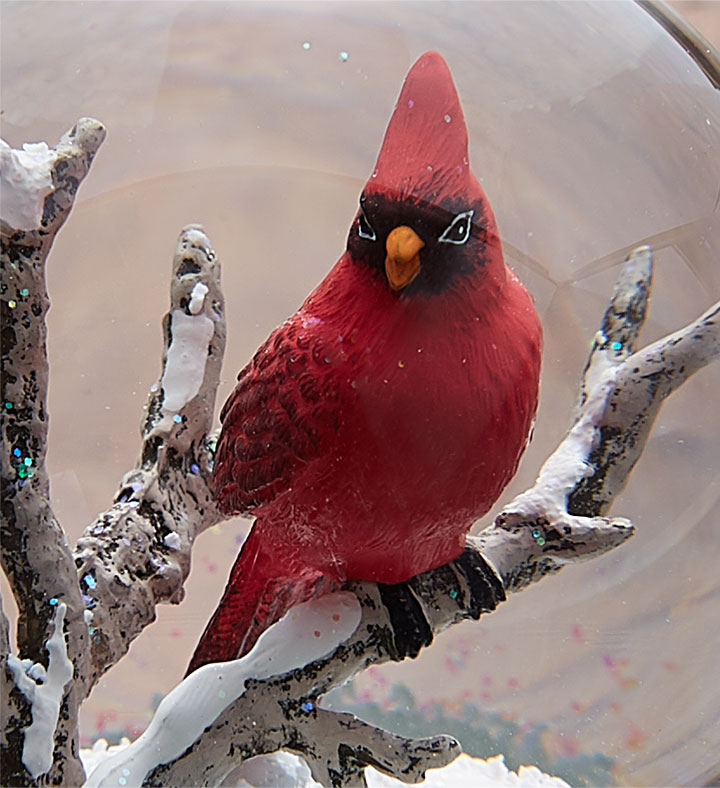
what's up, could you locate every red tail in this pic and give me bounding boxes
[186,525,337,675]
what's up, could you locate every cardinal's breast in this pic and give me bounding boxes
[259,283,536,584]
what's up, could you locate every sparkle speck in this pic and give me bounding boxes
[119,779,126,786]
[218,689,226,699]
[122,770,130,777]
[398,360,405,368]
[611,341,622,351]
[408,99,414,108]
[444,114,451,123]
[537,537,546,546]
[449,589,458,599]
[173,414,182,423]
[83,573,97,589]
[20,288,29,297]
[24,457,32,466]
[338,51,349,62]
[302,41,310,50]
[302,701,314,712]
[8,300,17,309]
[49,598,58,606]
[532,529,540,538]
[190,463,200,474]
[13,448,21,457]
[4,402,12,409]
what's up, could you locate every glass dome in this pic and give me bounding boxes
[1,2,718,785]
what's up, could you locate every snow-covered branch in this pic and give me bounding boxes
[86,568,501,788]
[6,602,74,780]
[2,119,106,787]
[2,121,226,785]
[73,223,226,690]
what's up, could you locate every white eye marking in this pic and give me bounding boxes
[438,209,474,245]
[357,206,377,241]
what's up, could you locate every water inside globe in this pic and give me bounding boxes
[1,2,718,784]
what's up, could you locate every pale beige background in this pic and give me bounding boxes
[2,2,719,785]
[669,0,720,46]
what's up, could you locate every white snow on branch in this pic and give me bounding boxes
[6,602,74,779]
[0,139,56,230]
[83,593,362,788]
[368,753,569,788]
[240,752,570,788]
[80,747,569,788]
[160,309,214,412]
[163,531,182,550]
[189,281,209,315]
[79,739,131,778]
[508,363,619,521]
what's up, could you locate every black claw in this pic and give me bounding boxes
[377,582,433,660]
[452,547,506,619]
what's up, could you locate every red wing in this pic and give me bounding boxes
[213,317,342,515]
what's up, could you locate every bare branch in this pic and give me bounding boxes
[478,246,719,593]
[1,591,16,763]
[577,244,654,412]
[568,296,719,516]
[73,225,226,689]
[2,119,106,786]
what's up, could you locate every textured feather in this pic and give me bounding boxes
[214,317,343,512]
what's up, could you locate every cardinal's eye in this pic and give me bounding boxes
[357,206,377,241]
[438,209,474,245]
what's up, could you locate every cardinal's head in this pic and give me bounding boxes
[347,51,502,296]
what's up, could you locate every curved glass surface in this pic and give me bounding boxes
[2,2,718,784]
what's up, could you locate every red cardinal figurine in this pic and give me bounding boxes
[187,52,542,674]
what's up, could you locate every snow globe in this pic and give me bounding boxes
[1,2,718,786]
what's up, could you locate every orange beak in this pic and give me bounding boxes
[385,226,424,291]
